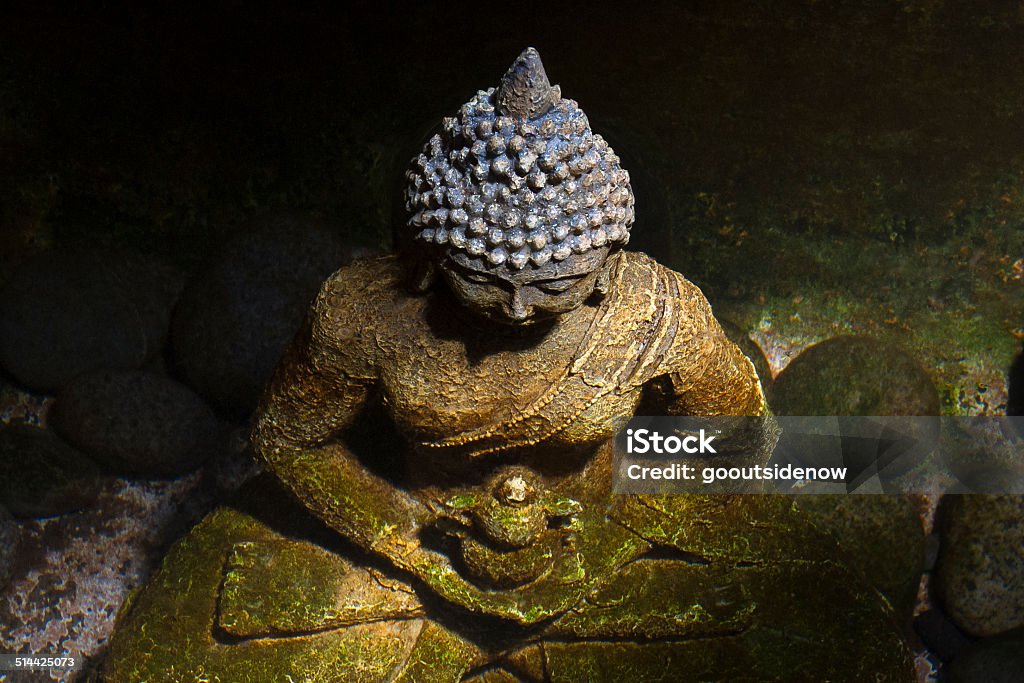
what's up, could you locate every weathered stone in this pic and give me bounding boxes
[101,491,436,683]
[2,472,245,680]
[0,249,184,393]
[937,495,1024,637]
[769,335,940,417]
[171,213,350,417]
[50,370,224,477]
[0,426,101,518]
[405,50,634,271]
[945,629,1024,683]
[941,419,1024,492]
[0,503,21,590]
[102,486,915,682]
[797,494,925,622]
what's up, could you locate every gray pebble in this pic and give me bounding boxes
[770,335,939,417]
[50,370,224,477]
[171,214,350,418]
[937,495,1024,637]
[0,250,184,393]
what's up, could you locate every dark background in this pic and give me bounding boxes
[1,1,1022,404]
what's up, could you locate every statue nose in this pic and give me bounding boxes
[507,290,530,320]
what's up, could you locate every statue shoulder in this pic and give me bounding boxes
[298,255,409,378]
[614,251,765,414]
[617,251,715,314]
[611,251,720,353]
[309,255,407,340]
[315,255,405,310]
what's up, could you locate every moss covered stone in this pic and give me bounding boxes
[769,335,940,417]
[101,489,915,681]
[796,494,925,622]
[100,503,476,683]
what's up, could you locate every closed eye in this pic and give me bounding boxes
[460,271,495,285]
[535,277,584,294]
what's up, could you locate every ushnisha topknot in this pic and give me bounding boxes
[404,47,635,270]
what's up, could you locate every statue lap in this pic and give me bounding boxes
[100,480,914,682]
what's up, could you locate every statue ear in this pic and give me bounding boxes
[410,257,437,293]
[594,255,615,297]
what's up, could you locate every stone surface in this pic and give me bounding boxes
[405,49,635,271]
[0,504,20,590]
[769,335,940,417]
[0,409,260,683]
[100,488,916,682]
[0,473,240,682]
[0,249,184,393]
[0,426,102,518]
[171,214,350,417]
[945,629,1024,683]
[939,418,1024,493]
[937,495,1024,637]
[50,370,225,477]
[796,494,925,622]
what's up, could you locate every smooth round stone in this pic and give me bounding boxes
[50,370,224,477]
[769,335,940,417]
[0,250,184,393]
[797,494,925,622]
[937,495,1024,637]
[769,336,940,479]
[945,629,1024,682]
[0,426,101,518]
[937,399,1024,492]
[0,503,21,590]
[171,214,350,417]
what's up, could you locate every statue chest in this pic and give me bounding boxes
[375,320,641,451]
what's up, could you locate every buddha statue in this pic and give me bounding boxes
[99,49,913,681]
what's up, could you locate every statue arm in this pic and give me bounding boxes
[251,283,433,557]
[642,273,777,483]
[250,277,580,623]
[660,282,767,417]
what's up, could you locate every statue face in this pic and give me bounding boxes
[439,246,612,326]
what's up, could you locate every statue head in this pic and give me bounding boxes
[404,48,635,325]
